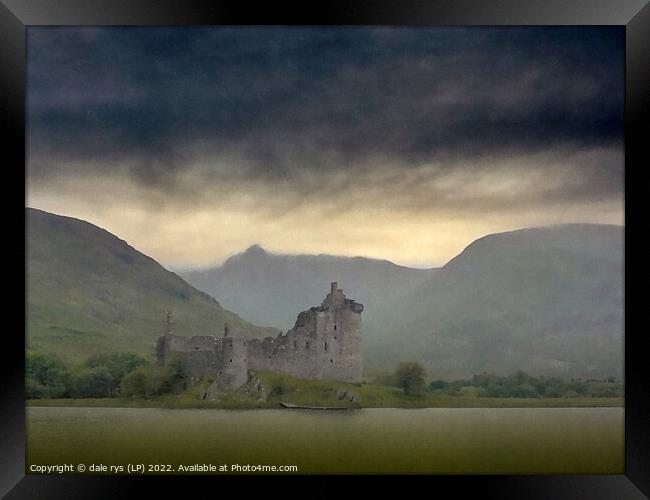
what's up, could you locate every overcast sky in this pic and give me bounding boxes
[27,27,624,269]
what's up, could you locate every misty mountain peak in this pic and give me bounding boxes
[243,244,268,257]
[223,244,273,267]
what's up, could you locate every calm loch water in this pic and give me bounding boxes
[26,406,623,474]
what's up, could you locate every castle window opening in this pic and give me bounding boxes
[330,359,333,363]
[306,341,310,349]
[324,342,328,351]
[229,359,232,363]
[294,341,297,349]
[334,325,337,331]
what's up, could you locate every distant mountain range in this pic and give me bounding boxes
[181,244,435,331]
[26,208,277,363]
[181,225,624,379]
[26,207,624,378]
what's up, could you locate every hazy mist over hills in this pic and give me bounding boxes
[182,224,624,378]
[26,208,277,363]
[181,245,436,331]
[26,207,623,378]
[368,224,624,378]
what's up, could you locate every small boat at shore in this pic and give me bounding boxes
[280,402,349,410]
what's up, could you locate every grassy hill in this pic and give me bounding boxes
[368,225,624,378]
[26,208,277,363]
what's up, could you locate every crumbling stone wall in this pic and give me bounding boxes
[156,282,364,388]
[157,334,224,378]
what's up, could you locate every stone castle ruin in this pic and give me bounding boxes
[156,283,364,391]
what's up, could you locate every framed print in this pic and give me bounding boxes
[2,0,648,497]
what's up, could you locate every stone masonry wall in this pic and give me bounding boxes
[157,283,363,387]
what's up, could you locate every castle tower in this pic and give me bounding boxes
[165,310,175,335]
[316,282,364,383]
[220,337,248,390]
[323,281,346,308]
[156,310,176,365]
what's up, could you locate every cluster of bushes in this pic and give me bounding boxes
[119,357,187,398]
[394,362,427,396]
[26,351,70,399]
[269,382,287,397]
[26,351,188,399]
[428,370,624,398]
[377,363,623,399]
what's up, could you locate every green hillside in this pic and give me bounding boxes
[26,208,277,363]
[368,225,624,378]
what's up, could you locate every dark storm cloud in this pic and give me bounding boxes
[27,27,624,200]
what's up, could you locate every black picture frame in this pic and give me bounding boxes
[2,0,647,497]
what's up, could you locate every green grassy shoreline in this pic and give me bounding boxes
[26,396,623,410]
[25,370,623,409]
